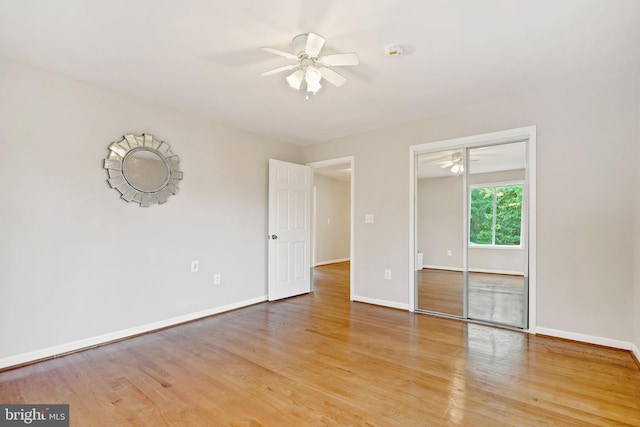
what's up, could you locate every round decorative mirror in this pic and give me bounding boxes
[122,148,170,192]
[103,134,183,207]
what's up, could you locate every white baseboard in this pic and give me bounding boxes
[421,265,524,276]
[632,342,640,365]
[352,295,409,311]
[470,267,524,276]
[315,258,350,266]
[0,296,267,370]
[535,327,633,351]
[422,265,464,272]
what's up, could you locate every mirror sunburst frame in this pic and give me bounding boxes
[103,133,183,207]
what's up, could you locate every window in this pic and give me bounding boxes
[469,183,523,246]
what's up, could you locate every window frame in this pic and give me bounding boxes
[468,180,524,249]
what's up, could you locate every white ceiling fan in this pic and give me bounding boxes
[419,151,478,176]
[260,32,359,98]
[439,153,467,175]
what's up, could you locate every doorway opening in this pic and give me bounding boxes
[409,127,536,331]
[308,157,354,301]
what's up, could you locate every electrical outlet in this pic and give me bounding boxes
[384,269,391,280]
[365,214,374,224]
[191,260,199,273]
[213,274,221,285]
[447,250,452,257]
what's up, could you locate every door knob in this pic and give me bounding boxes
[270,235,278,240]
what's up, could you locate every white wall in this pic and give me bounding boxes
[303,72,636,342]
[0,58,300,365]
[314,175,350,265]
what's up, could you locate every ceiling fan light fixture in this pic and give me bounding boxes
[307,80,322,94]
[305,67,322,94]
[451,163,464,175]
[286,69,304,90]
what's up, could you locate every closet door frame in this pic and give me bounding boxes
[409,126,537,333]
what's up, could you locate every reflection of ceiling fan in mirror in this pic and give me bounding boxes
[438,153,477,175]
[418,143,526,179]
[260,32,359,99]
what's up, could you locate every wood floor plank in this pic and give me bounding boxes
[1,261,639,426]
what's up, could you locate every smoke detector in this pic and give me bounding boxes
[384,46,404,57]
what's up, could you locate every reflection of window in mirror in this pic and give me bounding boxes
[469,183,523,247]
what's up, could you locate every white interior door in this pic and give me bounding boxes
[268,159,312,301]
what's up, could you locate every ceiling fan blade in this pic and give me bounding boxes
[260,47,298,60]
[318,67,346,87]
[286,69,305,90]
[260,64,298,76]
[305,32,325,57]
[320,52,359,66]
[439,161,454,168]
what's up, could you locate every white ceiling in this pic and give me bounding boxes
[1,1,639,146]
[314,162,352,182]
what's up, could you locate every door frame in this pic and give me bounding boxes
[307,156,355,301]
[409,126,537,332]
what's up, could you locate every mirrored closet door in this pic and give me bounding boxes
[415,140,529,329]
[467,142,528,328]
[415,149,466,317]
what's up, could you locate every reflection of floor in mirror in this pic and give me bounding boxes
[417,268,525,327]
[417,269,464,316]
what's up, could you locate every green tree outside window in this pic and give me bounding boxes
[469,184,522,246]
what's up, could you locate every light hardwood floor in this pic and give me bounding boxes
[1,262,639,426]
